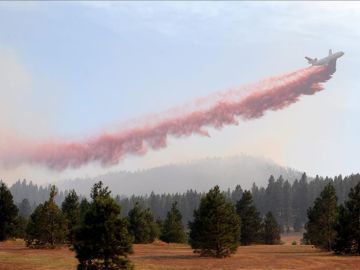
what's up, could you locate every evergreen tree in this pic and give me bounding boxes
[91,181,111,199]
[264,175,276,214]
[61,190,80,245]
[251,183,265,215]
[265,176,284,227]
[333,182,360,254]
[26,186,68,248]
[189,186,240,258]
[156,218,163,234]
[12,216,27,239]
[292,173,309,231]
[144,207,160,241]
[79,198,90,221]
[160,202,186,243]
[18,198,32,218]
[236,190,262,245]
[0,182,19,241]
[282,181,292,232]
[127,202,159,244]
[303,184,338,251]
[262,212,281,244]
[73,181,133,270]
[230,185,243,204]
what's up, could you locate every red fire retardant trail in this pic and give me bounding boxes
[2,65,335,170]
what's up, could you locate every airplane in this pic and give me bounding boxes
[305,49,344,67]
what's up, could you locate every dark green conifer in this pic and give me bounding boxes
[73,181,133,270]
[61,190,80,245]
[160,202,186,243]
[236,190,262,245]
[333,182,360,254]
[12,216,27,239]
[262,212,281,244]
[0,182,18,241]
[127,202,159,244]
[303,184,338,251]
[189,186,240,258]
[26,186,68,248]
[79,198,90,221]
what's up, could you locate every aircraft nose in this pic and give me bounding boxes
[340,52,344,56]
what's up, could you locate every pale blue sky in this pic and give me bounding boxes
[0,2,359,184]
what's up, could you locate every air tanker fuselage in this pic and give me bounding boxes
[305,49,344,67]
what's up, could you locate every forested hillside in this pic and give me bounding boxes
[57,156,302,194]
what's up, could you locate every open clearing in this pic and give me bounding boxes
[0,235,359,270]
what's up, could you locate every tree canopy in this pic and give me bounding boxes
[304,184,338,251]
[189,186,240,257]
[25,186,67,248]
[160,202,186,243]
[333,182,360,254]
[127,202,159,244]
[73,181,133,270]
[0,182,18,241]
[61,190,80,245]
[236,190,262,245]
[262,212,281,245]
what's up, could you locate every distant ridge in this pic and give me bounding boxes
[57,155,303,196]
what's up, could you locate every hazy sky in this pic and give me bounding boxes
[0,2,359,185]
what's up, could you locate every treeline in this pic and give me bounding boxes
[7,173,360,231]
[1,178,360,270]
[10,180,68,207]
[0,180,281,269]
[116,173,360,231]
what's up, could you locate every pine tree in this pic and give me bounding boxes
[333,182,360,254]
[236,190,262,245]
[282,181,292,232]
[0,182,18,241]
[79,198,90,221]
[73,181,133,270]
[61,190,80,245]
[303,184,338,251]
[26,186,68,248]
[189,186,240,258]
[160,202,186,243]
[230,185,243,204]
[18,198,32,218]
[262,212,281,244]
[127,202,144,243]
[127,202,159,244]
[144,207,160,242]
[12,216,27,239]
[265,176,284,227]
[251,183,265,215]
[292,173,309,231]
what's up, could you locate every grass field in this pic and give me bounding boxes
[1,234,359,270]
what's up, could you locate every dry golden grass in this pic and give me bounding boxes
[0,239,76,270]
[1,235,360,270]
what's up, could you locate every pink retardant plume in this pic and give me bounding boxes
[1,65,335,170]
